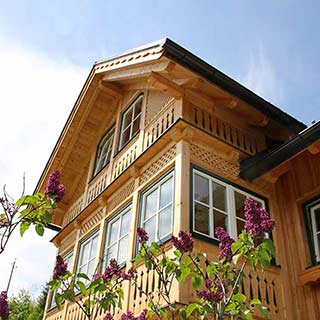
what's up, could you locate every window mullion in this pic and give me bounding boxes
[311,207,320,260]
[156,187,160,241]
[227,186,237,239]
[115,215,122,262]
[209,180,214,238]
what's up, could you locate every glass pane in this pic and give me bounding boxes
[109,219,120,244]
[194,174,209,205]
[118,236,129,264]
[236,219,245,237]
[134,97,143,117]
[106,244,117,264]
[120,211,131,237]
[212,182,226,211]
[159,205,172,239]
[120,127,130,148]
[122,108,133,129]
[87,259,96,278]
[315,208,320,232]
[213,210,228,231]
[90,236,98,259]
[145,190,157,220]
[79,265,87,274]
[160,177,173,208]
[194,203,209,235]
[235,191,246,219]
[79,242,90,265]
[132,117,141,136]
[144,216,156,243]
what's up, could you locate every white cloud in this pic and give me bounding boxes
[242,43,283,105]
[0,35,87,296]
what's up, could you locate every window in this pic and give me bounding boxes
[192,168,265,240]
[103,206,131,266]
[303,197,320,263]
[77,232,99,280]
[50,250,73,308]
[93,126,115,176]
[140,171,174,243]
[119,95,143,150]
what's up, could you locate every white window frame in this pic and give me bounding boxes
[140,171,175,243]
[310,202,320,262]
[50,250,73,308]
[192,169,266,240]
[77,232,99,279]
[119,95,143,150]
[93,126,115,176]
[103,205,132,267]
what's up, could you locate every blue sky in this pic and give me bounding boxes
[0,0,319,296]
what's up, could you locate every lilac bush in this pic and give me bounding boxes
[0,291,9,320]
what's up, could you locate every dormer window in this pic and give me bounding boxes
[93,126,115,176]
[119,95,143,150]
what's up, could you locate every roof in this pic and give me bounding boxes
[240,121,320,181]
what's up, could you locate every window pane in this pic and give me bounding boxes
[214,210,228,231]
[120,211,131,237]
[134,97,142,117]
[235,191,246,219]
[106,244,117,264]
[123,108,133,129]
[79,265,87,274]
[159,205,172,239]
[120,127,131,148]
[79,242,90,266]
[317,234,320,256]
[194,203,210,235]
[212,182,226,211]
[90,237,98,259]
[145,190,157,220]
[109,219,120,244]
[118,236,129,264]
[144,216,156,243]
[132,117,140,136]
[194,174,209,205]
[160,177,173,209]
[315,208,320,232]
[87,259,96,278]
[236,219,245,236]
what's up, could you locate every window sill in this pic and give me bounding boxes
[298,264,320,286]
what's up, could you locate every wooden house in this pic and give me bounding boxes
[37,39,320,320]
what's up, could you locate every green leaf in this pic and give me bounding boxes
[232,254,241,265]
[145,259,152,270]
[77,273,90,281]
[20,221,31,236]
[250,298,261,305]
[225,302,237,312]
[77,280,88,295]
[232,293,246,303]
[186,303,198,317]
[63,289,75,302]
[35,223,45,236]
[191,275,202,290]
[262,238,275,257]
[231,240,242,254]
[55,293,63,309]
[174,250,182,258]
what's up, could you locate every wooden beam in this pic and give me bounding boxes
[212,97,239,109]
[98,81,123,99]
[308,141,320,155]
[147,72,184,99]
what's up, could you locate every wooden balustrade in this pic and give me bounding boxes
[112,142,139,180]
[185,105,260,155]
[45,309,64,320]
[63,194,85,227]
[143,100,177,150]
[86,167,110,205]
[242,267,284,319]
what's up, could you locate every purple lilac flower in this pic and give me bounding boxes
[171,231,194,253]
[198,281,225,304]
[0,291,9,320]
[103,312,114,320]
[102,259,121,282]
[44,169,66,203]
[120,311,135,320]
[244,199,275,237]
[137,309,148,320]
[137,228,149,243]
[215,227,235,262]
[93,273,103,281]
[121,267,137,280]
[53,255,68,280]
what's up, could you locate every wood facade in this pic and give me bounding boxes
[38,39,320,320]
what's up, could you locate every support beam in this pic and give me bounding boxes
[147,72,184,99]
[98,81,123,99]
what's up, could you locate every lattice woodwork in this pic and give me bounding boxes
[139,145,176,186]
[45,311,64,320]
[107,180,135,213]
[190,143,239,178]
[144,89,173,125]
[59,231,76,254]
[80,208,104,236]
